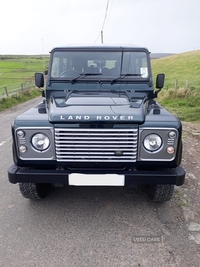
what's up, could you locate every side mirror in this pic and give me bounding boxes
[35,73,44,88]
[156,73,165,89]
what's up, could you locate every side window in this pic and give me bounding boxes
[51,52,69,77]
[51,57,59,77]
[63,58,68,73]
[137,53,148,78]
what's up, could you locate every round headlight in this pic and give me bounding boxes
[31,133,50,151]
[143,134,162,152]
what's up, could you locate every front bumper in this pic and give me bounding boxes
[8,165,185,186]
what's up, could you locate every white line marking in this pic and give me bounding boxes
[0,137,11,147]
[0,141,7,147]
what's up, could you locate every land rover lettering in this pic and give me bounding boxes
[59,115,134,121]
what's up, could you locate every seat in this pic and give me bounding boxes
[72,56,84,73]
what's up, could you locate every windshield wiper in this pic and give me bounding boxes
[111,73,142,85]
[70,73,102,84]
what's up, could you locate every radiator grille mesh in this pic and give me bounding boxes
[55,128,138,162]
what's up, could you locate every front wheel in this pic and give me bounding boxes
[144,184,174,202]
[19,183,51,200]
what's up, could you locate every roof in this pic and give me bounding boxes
[50,44,150,53]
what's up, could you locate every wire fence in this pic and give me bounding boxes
[0,77,35,99]
[1,77,199,99]
[163,79,200,90]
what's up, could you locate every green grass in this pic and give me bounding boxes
[151,50,200,89]
[0,88,41,111]
[0,55,49,90]
[0,55,47,111]
[152,50,200,122]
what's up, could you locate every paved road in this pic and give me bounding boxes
[0,98,200,267]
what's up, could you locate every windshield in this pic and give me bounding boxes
[50,50,149,80]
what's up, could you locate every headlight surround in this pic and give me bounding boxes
[143,134,162,152]
[31,133,50,151]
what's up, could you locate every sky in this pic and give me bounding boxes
[1,0,200,55]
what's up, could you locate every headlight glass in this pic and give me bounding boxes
[143,134,162,152]
[31,133,50,151]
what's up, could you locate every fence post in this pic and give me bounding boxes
[4,86,8,97]
[174,79,178,89]
[186,80,189,89]
[21,83,24,93]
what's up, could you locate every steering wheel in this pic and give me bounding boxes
[60,70,79,77]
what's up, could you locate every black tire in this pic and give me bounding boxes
[144,184,174,202]
[19,183,51,200]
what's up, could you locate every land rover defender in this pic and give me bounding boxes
[8,45,185,202]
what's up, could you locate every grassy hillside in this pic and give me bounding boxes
[151,50,200,122]
[151,50,200,89]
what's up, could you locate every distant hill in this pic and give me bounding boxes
[150,53,175,59]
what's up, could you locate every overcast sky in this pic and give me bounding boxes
[1,0,200,55]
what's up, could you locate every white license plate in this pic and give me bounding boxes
[69,174,125,186]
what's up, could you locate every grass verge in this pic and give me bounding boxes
[157,87,200,122]
[0,88,41,112]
